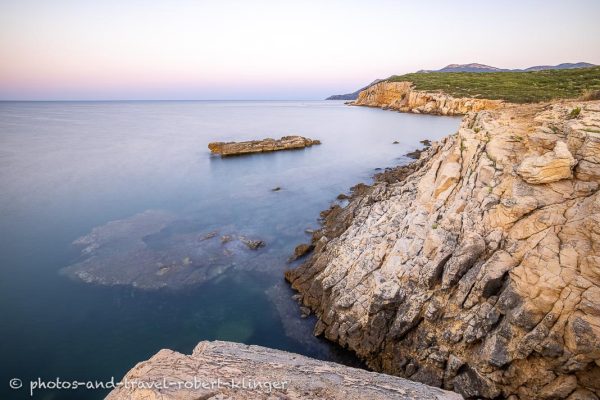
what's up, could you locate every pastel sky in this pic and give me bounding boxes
[1,0,599,100]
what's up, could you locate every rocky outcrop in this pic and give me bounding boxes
[107,340,462,400]
[208,136,321,156]
[286,101,600,399]
[352,81,503,115]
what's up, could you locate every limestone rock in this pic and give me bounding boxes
[208,136,321,156]
[352,81,503,115]
[106,340,462,400]
[517,141,577,184]
[286,101,600,399]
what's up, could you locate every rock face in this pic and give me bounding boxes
[286,101,600,399]
[208,136,321,156]
[107,340,462,400]
[352,81,503,115]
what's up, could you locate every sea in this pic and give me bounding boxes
[0,100,460,399]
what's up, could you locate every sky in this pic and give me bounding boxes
[1,0,599,100]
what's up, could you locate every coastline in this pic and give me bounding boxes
[350,81,504,116]
[285,98,600,399]
[105,96,600,400]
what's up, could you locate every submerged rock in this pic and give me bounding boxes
[61,210,269,290]
[405,140,433,160]
[286,101,600,399]
[240,237,265,250]
[106,340,462,400]
[264,282,334,358]
[208,135,321,156]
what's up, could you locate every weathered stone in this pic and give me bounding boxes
[517,141,577,184]
[290,243,314,261]
[107,341,463,400]
[286,100,600,399]
[567,389,600,400]
[352,81,503,115]
[540,375,579,399]
[208,135,321,156]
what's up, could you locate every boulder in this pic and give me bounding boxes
[517,141,577,184]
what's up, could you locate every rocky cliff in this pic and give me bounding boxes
[352,81,503,115]
[107,340,461,400]
[286,101,600,399]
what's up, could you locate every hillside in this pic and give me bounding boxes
[417,62,595,73]
[387,66,600,103]
[328,63,598,101]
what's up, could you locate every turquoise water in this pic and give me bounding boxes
[0,101,460,399]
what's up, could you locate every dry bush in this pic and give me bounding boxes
[581,89,600,101]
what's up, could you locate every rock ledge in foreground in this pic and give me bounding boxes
[208,135,321,156]
[106,340,462,400]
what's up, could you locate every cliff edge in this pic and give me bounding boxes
[286,101,600,399]
[352,81,503,115]
[106,340,461,400]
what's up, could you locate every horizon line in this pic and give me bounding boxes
[0,98,333,103]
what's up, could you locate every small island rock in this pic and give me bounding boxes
[208,136,321,156]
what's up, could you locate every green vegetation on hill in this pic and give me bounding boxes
[386,66,600,103]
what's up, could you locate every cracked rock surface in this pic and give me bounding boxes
[106,340,461,399]
[286,101,600,399]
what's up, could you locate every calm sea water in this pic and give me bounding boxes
[0,101,460,399]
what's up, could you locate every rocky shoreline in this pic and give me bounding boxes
[286,100,600,399]
[208,135,321,156]
[352,81,503,115]
[104,95,599,400]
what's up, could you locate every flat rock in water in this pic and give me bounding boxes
[208,135,321,156]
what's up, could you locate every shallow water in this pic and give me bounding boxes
[0,100,460,399]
